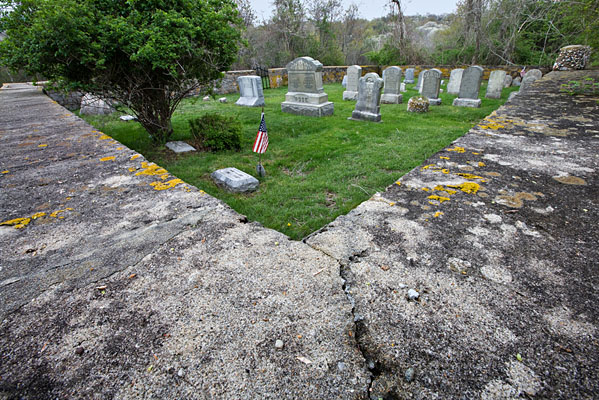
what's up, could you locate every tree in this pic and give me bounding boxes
[0,0,243,144]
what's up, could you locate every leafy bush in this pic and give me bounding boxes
[188,114,242,152]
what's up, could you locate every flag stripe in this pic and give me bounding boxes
[253,113,268,154]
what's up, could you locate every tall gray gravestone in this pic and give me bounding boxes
[281,57,334,117]
[349,72,384,123]
[404,68,415,84]
[447,68,464,95]
[235,76,265,107]
[452,66,483,108]
[421,69,442,105]
[503,75,513,88]
[485,70,507,99]
[381,66,403,104]
[343,65,362,101]
[416,70,425,93]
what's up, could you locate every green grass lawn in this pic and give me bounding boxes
[82,82,518,240]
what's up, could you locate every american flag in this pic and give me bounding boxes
[252,112,268,154]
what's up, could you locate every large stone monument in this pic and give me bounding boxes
[381,66,403,104]
[452,66,483,108]
[404,68,415,84]
[553,45,592,70]
[421,69,442,105]
[447,68,464,95]
[343,65,361,101]
[281,57,334,117]
[235,76,265,107]
[485,70,507,99]
[349,72,384,122]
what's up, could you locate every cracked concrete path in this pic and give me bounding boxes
[0,84,368,398]
[306,70,599,399]
[1,70,598,399]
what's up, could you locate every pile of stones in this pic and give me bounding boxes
[407,96,429,113]
[553,45,592,71]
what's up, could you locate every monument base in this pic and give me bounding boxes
[235,97,265,107]
[381,94,403,104]
[428,98,442,106]
[281,101,334,117]
[452,98,481,108]
[404,79,414,84]
[348,111,381,123]
[342,91,358,101]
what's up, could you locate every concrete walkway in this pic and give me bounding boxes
[0,71,597,399]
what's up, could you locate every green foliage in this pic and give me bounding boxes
[560,77,599,96]
[0,0,243,144]
[189,114,242,152]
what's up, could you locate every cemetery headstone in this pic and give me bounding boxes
[349,72,384,122]
[447,68,464,95]
[553,45,592,70]
[203,96,211,101]
[235,76,265,107]
[421,69,442,105]
[343,65,362,101]
[342,75,348,88]
[452,66,483,108]
[80,94,114,115]
[520,69,542,92]
[407,96,429,113]
[416,70,425,93]
[485,70,507,99]
[512,77,521,86]
[166,141,196,153]
[281,56,334,117]
[211,167,259,193]
[400,83,407,92]
[219,97,228,103]
[404,68,415,84]
[381,66,403,104]
[504,75,513,88]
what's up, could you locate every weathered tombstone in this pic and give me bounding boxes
[349,72,384,122]
[421,69,442,105]
[416,70,425,93]
[400,83,407,92]
[211,167,259,193]
[404,68,415,84]
[343,65,362,101]
[507,91,519,102]
[447,68,464,95]
[80,94,114,115]
[407,96,429,113]
[166,141,196,153]
[281,56,334,117]
[342,75,348,88]
[504,75,513,88]
[452,66,483,108]
[485,70,507,99]
[520,69,542,92]
[512,77,522,86]
[381,66,403,104]
[235,76,265,107]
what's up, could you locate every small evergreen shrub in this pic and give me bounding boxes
[188,114,242,152]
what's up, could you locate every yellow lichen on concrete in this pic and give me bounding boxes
[1,170,8,174]
[447,146,466,153]
[456,173,484,180]
[553,176,586,185]
[150,179,183,191]
[427,195,451,203]
[434,211,444,218]
[38,144,48,148]
[433,185,458,195]
[135,162,168,177]
[440,156,450,160]
[100,156,116,162]
[0,217,31,229]
[99,134,111,140]
[448,182,480,194]
[131,154,141,160]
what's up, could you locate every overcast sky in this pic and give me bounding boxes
[251,0,459,22]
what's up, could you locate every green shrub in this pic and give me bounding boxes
[188,114,242,152]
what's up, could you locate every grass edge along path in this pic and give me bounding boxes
[81,82,518,240]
